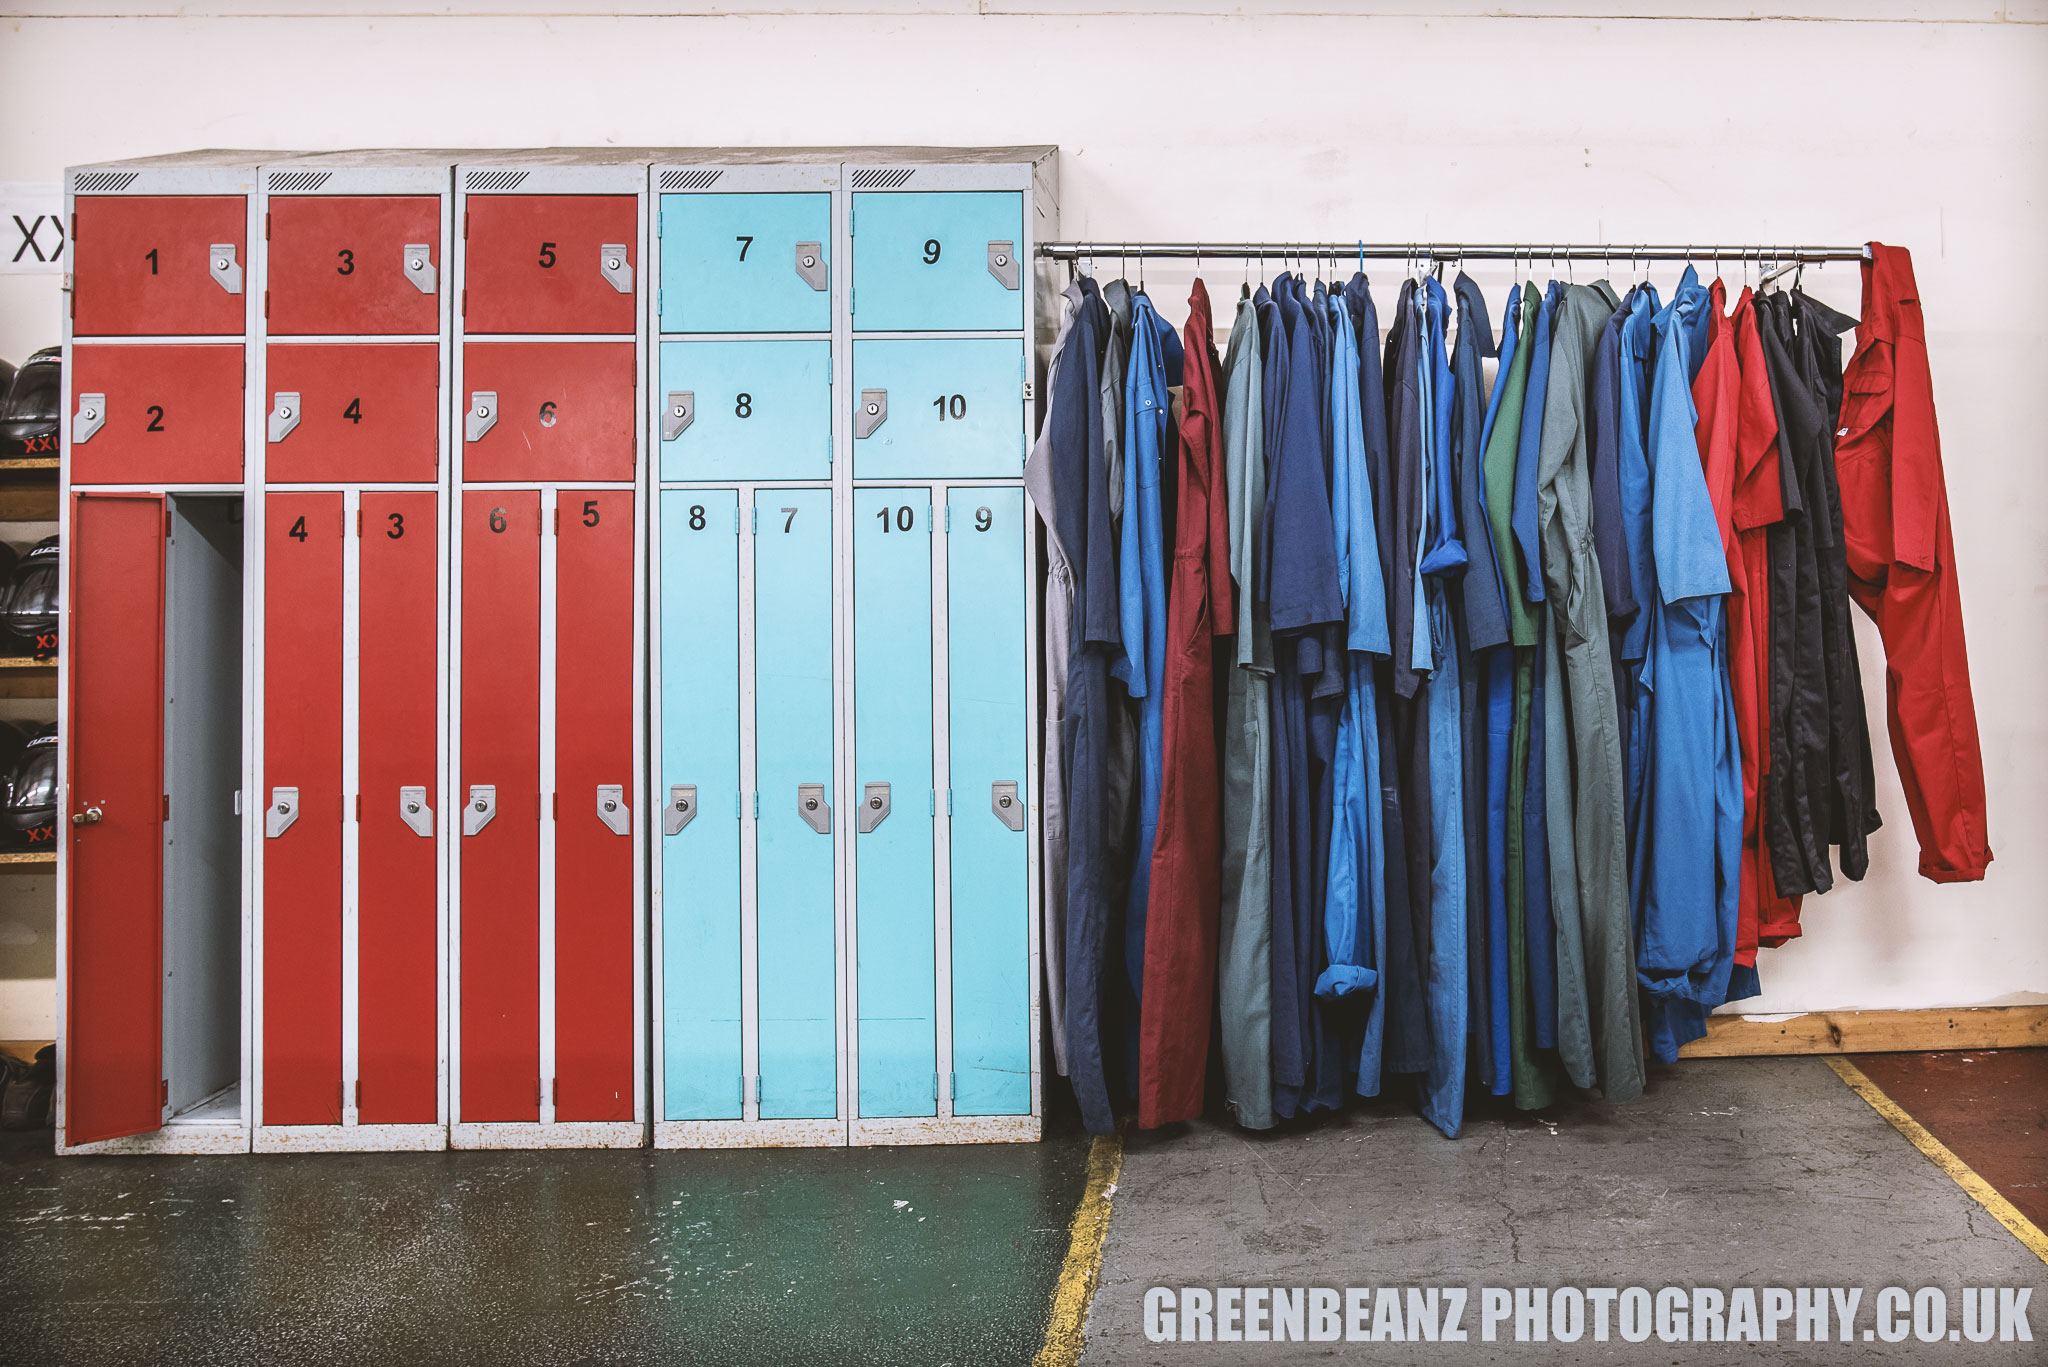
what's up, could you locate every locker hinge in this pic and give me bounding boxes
[461,288,467,318]
[927,505,935,535]
[928,790,936,816]
[160,1079,169,1106]
[849,286,855,315]
[552,508,558,534]
[354,795,361,822]
[739,1076,747,1108]
[947,789,954,815]
[353,1080,361,1108]
[162,794,170,821]
[753,1075,763,1105]
[551,1078,557,1105]
[264,212,270,240]
[463,210,469,239]
[732,507,741,533]
[657,287,662,315]
[751,792,760,819]
[944,505,952,532]
[933,1072,940,1101]
[263,290,269,319]
[551,793,558,819]
[536,1080,543,1105]
[949,1071,957,1104]
[750,507,758,533]
[848,206,854,235]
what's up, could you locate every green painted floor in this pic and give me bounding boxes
[0,1129,1091,1367]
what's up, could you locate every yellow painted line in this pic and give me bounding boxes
[1825,1054,2048,1268]
[1034,1133,1125,1367]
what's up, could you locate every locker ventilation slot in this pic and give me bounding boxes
[465,170,531,192]
[73,172,140,194]
[851,168,915,189]
[268,171,335,192]
[660,168,724,190]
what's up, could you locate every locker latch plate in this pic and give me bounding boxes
[599,244,633,294]
[991,780,1024,832]
[402,243,437,295]
[209,242,243,295]
[465,391,497,443]
[265,786,299,839]
[857,781,891,834]
[798,782,832,835]
[72,393,105,445]
[399,785,433,838]
[662,391,694,442]
[268,392,301,444]
[987,240,1020,290]
[855,389,888,440]
[794,241,828,292]
[596,783,630,836]
[665,784,696,836]
[463,784,496,836]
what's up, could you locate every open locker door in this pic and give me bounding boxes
[66,493,168,1146]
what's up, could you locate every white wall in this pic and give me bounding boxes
[0,2,2042,1030]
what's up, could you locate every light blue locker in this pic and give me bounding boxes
[659,192,832,333]
[946,489,1032,1116]
[851,339,1025,480]
[850,191,1024,332]
[852,489,937,1119]
[753,488,837,1120]
[660,490,743,1121]
[659,340,831,483]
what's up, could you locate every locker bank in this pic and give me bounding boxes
[54,145,1057,1154]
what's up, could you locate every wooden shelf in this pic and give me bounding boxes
[0,657,54,699]
[0,458,58,473]
[0,851,55,873]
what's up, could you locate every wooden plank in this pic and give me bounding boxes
[0,484,58,520]
[1682,1006,2048,1057]
[0,661,56,698]
[0,850,56,873]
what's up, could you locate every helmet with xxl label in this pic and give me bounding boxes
[2,537,57,659]
[0,348,57,460]
[0,724,55,849]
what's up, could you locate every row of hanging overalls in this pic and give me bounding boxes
[1027,243,1990,1139]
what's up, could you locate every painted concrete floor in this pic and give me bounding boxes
[1082,1056,2047,1364]
[1856,1049,2048,1231]
[0,1132,1091,1366]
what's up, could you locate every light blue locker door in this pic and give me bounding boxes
[946,489,1032,1116]
[850,191,1023,332]
[659,340,831,483]
[851,339,1024,480]
[659,192,831,333]
[853,489,937,1119]
[660,490,743,1121]
[753,488,837,1120]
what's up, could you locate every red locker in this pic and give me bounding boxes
[262,493,345,1126]
[459,490,541,1123]
[72,195,247,337]
[66,494,166,1145]
[553,489,635,1123]
[70,343,244,485]
[265,344,438,484]
[358,491,440,1124]
[267,195,440,336]
[460,342,634,483]
[462,195,635,335]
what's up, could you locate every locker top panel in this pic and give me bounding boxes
[68,153,282,197]
[455,155,650,197]
[652,162,836,195]
[259,158,452,197]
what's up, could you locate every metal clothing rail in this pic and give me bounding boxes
[1035,241,1870,265]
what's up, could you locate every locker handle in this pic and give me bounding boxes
[462,784,496,836]
[465,391,497,443]
[72,393,105,445]
[991,781,1024,832]
[70,805,103,826]
[662,391,694,442]
[265,786,299,839]
[856,781,890,834]
[855,389,887,440]
[794,241,828,292]
[399,785,433,838]
[596,784,630,836]
[209,242,243,295]
[402,243,437,295]
[268,392,302,444]
[599,243,633,295]
[798,783,832,836]
[987,240,1020,290]
[665,784,696,836]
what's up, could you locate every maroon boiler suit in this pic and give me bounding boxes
[1136,280,1235,1127]
[1835,244,1992,882]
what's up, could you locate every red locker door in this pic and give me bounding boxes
[265,344,438,484]
[460,490,541,1123]
[460,342,634,483]
[72,196,247,337]
[262,493,344,1126]
[66,493,166,1145]
[358,491,439,1124]
[70,343,244,485]
[554,490,635,1123]
[267,195,440,336]
[462,195,636,335]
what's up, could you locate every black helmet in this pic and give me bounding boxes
[0,348,57,460]
[2,537,57,659]
[1,725,55,849]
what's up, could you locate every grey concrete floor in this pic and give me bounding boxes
[1083,1057,2047,1364]
[0,1132,1091,1367]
